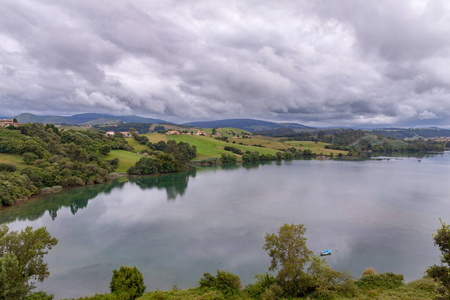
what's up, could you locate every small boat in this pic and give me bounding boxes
[320,249,332,256]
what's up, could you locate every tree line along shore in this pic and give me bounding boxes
[0,122,445,208]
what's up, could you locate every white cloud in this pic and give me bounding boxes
[0,0,450,126]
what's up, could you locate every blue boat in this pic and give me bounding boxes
[320,249,332,256]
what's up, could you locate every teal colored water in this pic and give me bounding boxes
[2,154,450,298]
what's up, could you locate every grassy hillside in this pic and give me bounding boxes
[109,130,348,170]
[284,141,348,156]
[166,134,279,160]
[105,150,142,172]
[121,130,348,161]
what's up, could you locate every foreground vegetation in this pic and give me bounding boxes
[2,221,446,300]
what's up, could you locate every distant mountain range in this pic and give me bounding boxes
[184,119,312,132]
[13,113,450,139]
[15,113,167,125]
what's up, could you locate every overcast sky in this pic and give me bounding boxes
[1,0,450,127]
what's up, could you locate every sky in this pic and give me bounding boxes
[1,0,450,127]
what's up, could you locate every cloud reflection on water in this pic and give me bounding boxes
[2,157,450,298]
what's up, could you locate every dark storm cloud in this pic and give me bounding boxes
[1,0,450,127]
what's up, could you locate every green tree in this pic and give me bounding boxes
[0,225,58,299]
[263,223,313,297]
[129,127,137,136]
[199,270,241,295]
[100,144,111,156]
[110,266,146,300]
[427,219,450,298]
[307,255,356,298]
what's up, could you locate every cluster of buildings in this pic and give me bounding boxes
[0,118,19,127]
[106,131,132,137]
[105,130,209,136]
[166,130,209,136]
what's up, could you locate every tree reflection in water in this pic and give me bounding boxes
[0,168,197,224]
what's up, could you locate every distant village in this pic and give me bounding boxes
[105,130,209,137]
[0,118,19,127]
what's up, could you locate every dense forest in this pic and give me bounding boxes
[275,129,446,154]
[0,124,204,208]
[0,124,131,207]
[127,140,197,175]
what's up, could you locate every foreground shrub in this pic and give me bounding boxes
[407,277,436,293]
[110,266,146,300]
[261,284,283,300]
[199,270,241,295]
[427,219,450,298]
[70,294,118,300]
[356,272,404,290]
[307,255,357,298]
[244,273,276,298]
[23,291,54,300]
[201,290,225,300]
[0,162,17,172]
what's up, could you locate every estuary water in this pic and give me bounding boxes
[2,153,450,298]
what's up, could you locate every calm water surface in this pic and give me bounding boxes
[2,154,450,298]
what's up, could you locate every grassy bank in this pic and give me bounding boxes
[0,153,24,166]
[105,150,142,172]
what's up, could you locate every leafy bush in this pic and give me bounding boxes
[224,146,243,155]
[244,273,275,298]
[199,270,241,295]
[134,135,149,145]
[23,291,55,300]
[356,272,404,290]
[71,294,119,300]
[110,266,146,300]
[307,255,357,298]
[201,290,224,300]
[407,277,436,293]
[220,154,237,164]
[0,162,17,172]
[261,285,283,300]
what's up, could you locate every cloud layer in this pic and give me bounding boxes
[1,0,450,127]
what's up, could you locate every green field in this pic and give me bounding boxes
[166,134,280,160]
[201,127,252,137]
[117,130,348,166]
[232,136,287,149]
[145,133,168,143]
[105,150,142,172]
[0,153,24,166]
[284,141,348,156]
[125,138,147,152]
